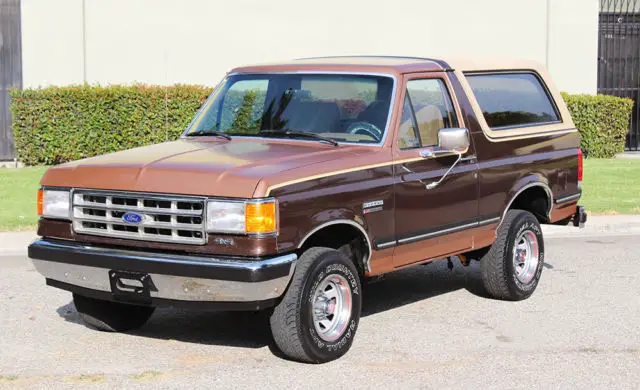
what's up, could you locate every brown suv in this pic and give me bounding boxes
[29,56,587,363]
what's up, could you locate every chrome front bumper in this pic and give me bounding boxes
[29,239,297,309]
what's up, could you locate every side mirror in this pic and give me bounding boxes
[438,127,470,154]
[420,128,471,190]
[420,127,470,159]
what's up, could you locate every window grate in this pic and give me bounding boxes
[599,0,640,150]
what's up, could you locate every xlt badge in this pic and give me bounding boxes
[362,200,384,214]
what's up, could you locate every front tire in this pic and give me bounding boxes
[270,247,362,363]
[480,210,545,301]
[73,294,155,332]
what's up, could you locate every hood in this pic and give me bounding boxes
[41,138,365,198]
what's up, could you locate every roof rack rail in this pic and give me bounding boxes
[293,55,451,69]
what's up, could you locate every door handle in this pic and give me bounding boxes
[460,155,477,163]
[400,164,428,186]
[425,152,463,190]
[401,153,475,188]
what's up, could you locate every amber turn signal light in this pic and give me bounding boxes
[37,189,43,216]
[245,202,277,234]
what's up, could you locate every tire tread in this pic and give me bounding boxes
[270,247,359,363]
[73,294,155,332]
[480,209,542,301]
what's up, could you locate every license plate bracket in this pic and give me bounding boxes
[109,270,155,303]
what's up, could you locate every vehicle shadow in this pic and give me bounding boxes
[361,257,489,317]
[54,257,523,350]
[57,300,274,348]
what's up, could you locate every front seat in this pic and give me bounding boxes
[310,102,340,133]
[357,100,389,130]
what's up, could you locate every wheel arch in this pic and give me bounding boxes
[501,180,553,225]
[297,219,372,274]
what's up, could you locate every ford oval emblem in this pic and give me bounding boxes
[122,212,143,224]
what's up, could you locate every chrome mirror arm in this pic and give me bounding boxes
[420,148,453,159]
[424,151,463,190]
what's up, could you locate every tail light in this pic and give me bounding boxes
[577,148,583,182]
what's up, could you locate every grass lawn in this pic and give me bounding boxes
[0,167,48,230]
[581,159,640,215]
[0,159,638,231]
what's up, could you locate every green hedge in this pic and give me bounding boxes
[562,92,634,158]
[9,85,635,165]
[10,85,213,165]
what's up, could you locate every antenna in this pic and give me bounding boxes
[164,46,169,141]
[165,85,169,142]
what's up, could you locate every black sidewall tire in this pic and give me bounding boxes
[298,251,362,362]
[73,294,155,332]
[504,212,545,299]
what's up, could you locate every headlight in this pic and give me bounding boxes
[38,189,70,219]
[206,199,277,235]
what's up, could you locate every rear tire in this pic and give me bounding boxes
[480,210,545,301]
[73,294,155,332]
[270,247,362,363]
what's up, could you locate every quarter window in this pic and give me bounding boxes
[466,72,560,129]
[397,79,458,149]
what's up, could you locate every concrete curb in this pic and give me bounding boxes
[1,215,639,256]
[0,232,38,256]
[616,152,640,159]
[542,215,640,238]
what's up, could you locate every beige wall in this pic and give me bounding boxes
[21,0,85,87]
[547,0,600,95]
[21,0,599,94]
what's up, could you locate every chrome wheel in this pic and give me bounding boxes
[513,229,540,284]
[312,274,352,342]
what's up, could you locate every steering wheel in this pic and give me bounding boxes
[346,122,382,141]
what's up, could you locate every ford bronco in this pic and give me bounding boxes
[29,56,587,363]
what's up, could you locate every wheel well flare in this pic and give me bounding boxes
[297,221,371,274]
[506,184,552,223]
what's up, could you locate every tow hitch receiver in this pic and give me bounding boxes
[573,205,587,228]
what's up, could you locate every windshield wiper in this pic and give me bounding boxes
[260,130,339,147]
[186,130,232,140]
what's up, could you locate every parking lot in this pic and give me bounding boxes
[1,234,639,389]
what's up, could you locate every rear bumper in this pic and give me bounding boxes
[28,239,297,310]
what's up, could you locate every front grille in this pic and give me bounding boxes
[71,190,206,245]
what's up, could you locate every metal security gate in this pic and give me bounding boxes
[599,0,640,150]
[0,0,22,160]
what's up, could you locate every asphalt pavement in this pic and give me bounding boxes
[1,233,639,389]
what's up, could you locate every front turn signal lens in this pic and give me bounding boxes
[37,189,44,216]
[245,201,277,234]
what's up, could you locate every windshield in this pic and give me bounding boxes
[185,73,395,144]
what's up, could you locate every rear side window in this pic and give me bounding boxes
[466,72,560,129]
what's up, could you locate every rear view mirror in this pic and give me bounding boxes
[438,127,470,154]
[419,127,470,159]
[420,127,471,189]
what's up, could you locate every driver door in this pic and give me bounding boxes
[391,73,479,268]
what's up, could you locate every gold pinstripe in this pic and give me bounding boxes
[264,156,427,196]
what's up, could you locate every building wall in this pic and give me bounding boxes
[547,0,600,95]
[20,0,599,94]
